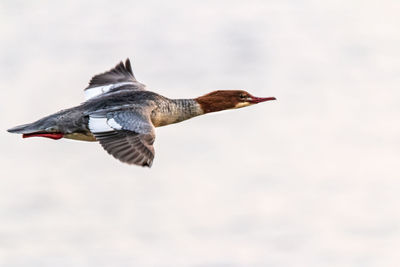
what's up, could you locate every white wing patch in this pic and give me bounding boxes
[88,117,123,133]
[107,118,122,130]
[84,82,134,100]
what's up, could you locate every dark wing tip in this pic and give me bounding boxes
[142,159,153,168]
[125,58,133,75]
[142,163,152,168]
[86,58,136,89]
[94,130,155,167]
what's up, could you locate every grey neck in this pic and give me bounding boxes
[151,98,204,127]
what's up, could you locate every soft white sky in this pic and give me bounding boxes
[1,1,399,266]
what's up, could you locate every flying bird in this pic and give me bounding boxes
[8,59,276,167]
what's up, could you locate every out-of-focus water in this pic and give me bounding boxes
[1,1,399,266]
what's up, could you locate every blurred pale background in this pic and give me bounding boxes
[1,1,399,266]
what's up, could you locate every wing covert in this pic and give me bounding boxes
[88,110,156,167]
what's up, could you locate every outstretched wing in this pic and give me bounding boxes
[84,59,146,100]
[88,110,155,167]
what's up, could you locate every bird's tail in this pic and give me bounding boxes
[7,111,66,140]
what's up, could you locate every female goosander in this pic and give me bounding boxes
[8,59,276,167]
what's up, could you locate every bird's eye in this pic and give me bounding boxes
[239,93,247,99]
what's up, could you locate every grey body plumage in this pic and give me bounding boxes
[8,59,203,167]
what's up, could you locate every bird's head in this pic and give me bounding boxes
[196,90,276,113]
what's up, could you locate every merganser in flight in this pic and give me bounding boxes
[8,59,276,167]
